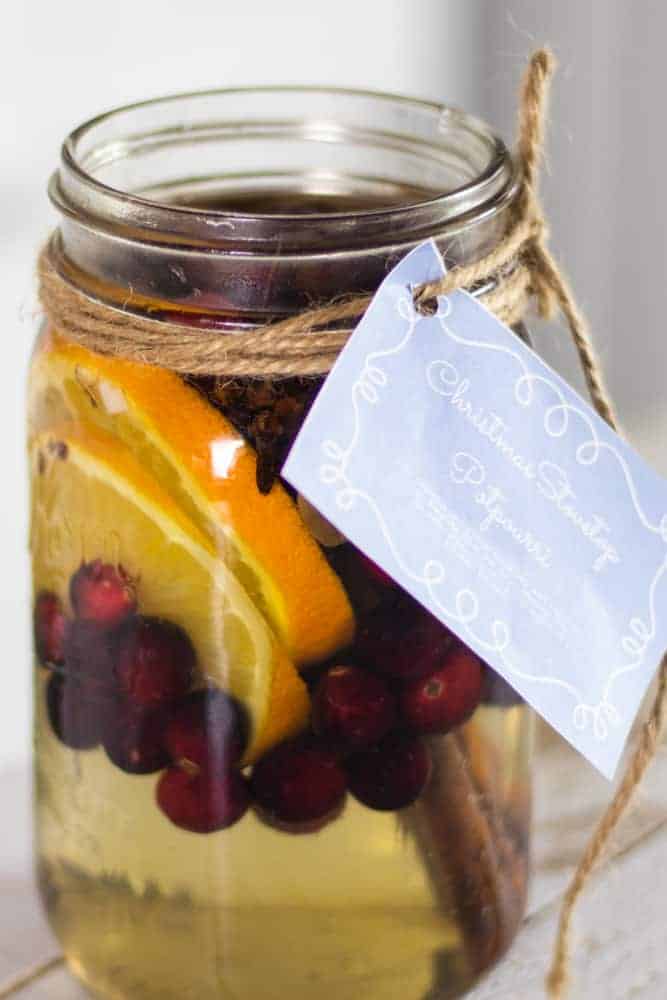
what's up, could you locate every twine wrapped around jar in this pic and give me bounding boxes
[36,48,667,999]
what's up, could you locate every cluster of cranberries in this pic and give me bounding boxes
[250,553,485,829]
[34,562,249,834]
[33,552,492,837]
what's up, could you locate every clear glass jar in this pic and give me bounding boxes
[30,88,533,1000]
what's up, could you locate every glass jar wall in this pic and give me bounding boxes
[30,88,532,1000]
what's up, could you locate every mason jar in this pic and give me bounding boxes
[29,87,533,1000]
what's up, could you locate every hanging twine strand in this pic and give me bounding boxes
[547,657,667,997]
[37,49,667,997]
[519,50,667,1000]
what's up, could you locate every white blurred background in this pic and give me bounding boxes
[2,0,666,768]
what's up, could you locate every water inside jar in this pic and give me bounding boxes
[164,182,442,216]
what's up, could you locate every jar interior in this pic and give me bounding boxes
[170,185,441,215]
[71,89,501,207]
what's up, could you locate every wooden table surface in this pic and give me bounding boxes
[3,736,667,999]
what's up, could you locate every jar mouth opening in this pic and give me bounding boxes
[51,85,516,253]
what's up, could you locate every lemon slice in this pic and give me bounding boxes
[30,424,309,763]
[29,333,354,665]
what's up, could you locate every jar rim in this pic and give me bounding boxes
[50,85,517,253]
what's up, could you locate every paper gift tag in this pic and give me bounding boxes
[283,240,667,779]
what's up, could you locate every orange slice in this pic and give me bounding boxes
[30,424,310,762]
[29,332,355,665]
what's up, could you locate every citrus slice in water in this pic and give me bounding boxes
[30,424,310,763]
[29,332,355,665]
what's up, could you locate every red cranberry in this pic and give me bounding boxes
[157,765,249,833]
[33,592,67,666]
[46,673,107,750]
[70,560,137,628]
[116,617,195,709]
[63,619,123,690]
[400,647,484,733]
[358,552,396,589]
[253,797,347,835]
[355,601,454,680]
[103,703,170,774]
[164,688,245,771]
[251,741,347,827]
[63,619,119,687]
[312,665,395,750]
[347,733,432,811]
